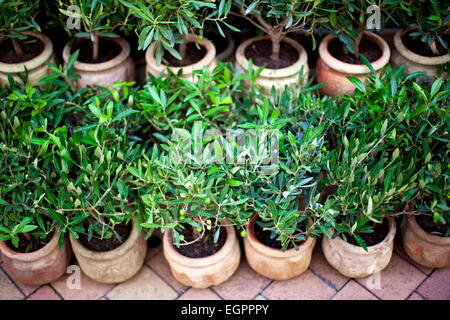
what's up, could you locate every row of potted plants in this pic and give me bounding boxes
[1,1,449,95]
[0,50,448,288]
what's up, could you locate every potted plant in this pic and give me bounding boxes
[59,0,135,89]
[315,0,392,96]
[0,0,56,86]
[398,76,450,268]
[43,92,147,284]
[232,0,320,95]
[128,120,243,288]
[0,81,72,286]
[224,99,326,280]
[121,0,231,81]
[390,1,450,78]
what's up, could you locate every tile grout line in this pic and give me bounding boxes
[409,268,436,299]
[0,264,27,299]
[253,279,274,299]
[394,248,432,276]
[209,287,225,300]
[48,283,65,300]
[353,279,382,300]
[328,279,351,300]
[144,263,184,299]
[412,290,428,300]
[102,283,119,299]
[308,267,340,292]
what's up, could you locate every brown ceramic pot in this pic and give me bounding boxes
[62,37,135,90]
[163,222,240,288]
[322,216,396,278]
[401,215,450,268]
[146,34,216,82]
[316,31,390,97]
[235,35,309,96]
[244,218,316,280]
[0,32,56,86]
[69,217,147,284]
[391,28,450,78]
[0,228,72,286]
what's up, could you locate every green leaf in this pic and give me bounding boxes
[347,76,366,93]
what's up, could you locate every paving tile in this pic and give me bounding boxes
[262,269,336,300]
[0,267,24,300]
[213,259,272,300]
[356,253,427,300]
[332,280,378,300]
[394,233,434,275]
[51,263,114,300]
[147,251,189,294]
[106,266,178,300]
[26,286,61,300]
[417,268,450,300]
[407,292,425,300]
[309,242,349,290]
[0,264,39,296]
[254,294,267,300]
[178,288,221,300]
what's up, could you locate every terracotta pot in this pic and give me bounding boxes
[401,215,450,268]
[163,222,240,288]
[322,216,396,278]
[235,36,309,95]
[391,28,450,78]
[146,34,217,81]
[69,217,147,284]
[244,218,316,280]
[0,32,56,86]
[316,31,390,97]
[216,34,235,62]
[62,37,135,90]
[0,228,72,286]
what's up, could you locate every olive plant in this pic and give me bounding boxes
[231,0,322,63]
[0,0,41,59]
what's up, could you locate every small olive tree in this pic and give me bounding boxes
[231,0,322,63]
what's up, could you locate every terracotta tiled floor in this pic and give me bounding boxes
[1,231,449,300]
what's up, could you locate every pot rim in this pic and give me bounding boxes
[318,31,390,75]
[393,28,450,66]
[406,214,450,246]
[235,35,308,78]
[163,220,237,267]
[0,227,61,262]
[246,216,316,258]
[145,34,216,75]
[62,36,131,72]
[0,31,54,73]
[69,217,140,261]
[325,216,396,255]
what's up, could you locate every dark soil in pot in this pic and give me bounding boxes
[402,32,449,57]
[328,38,382,64]
[163,42,207,67]
[71,38,122,63]
[245,39,299,69]
[345,219,389,246]
[0,36,44,63]
[415,214,449,237]
[79,221,132,252]
[174,224,227,258]
[254,218,305,249]
[5,216,54,253]
[205,32,228,55]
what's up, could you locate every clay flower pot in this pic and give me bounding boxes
[146,34,216,81]
[62,37,135,90]
[69,217,147,284]
[163,222,240,289]
[235,36,308,95]
[401,215,450,268]
[0,32,56,86]
[244,218,316,280]
[322,216,396,278]
[315,31,390,97]
[391,28,450,78]
[0,229,72,286]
